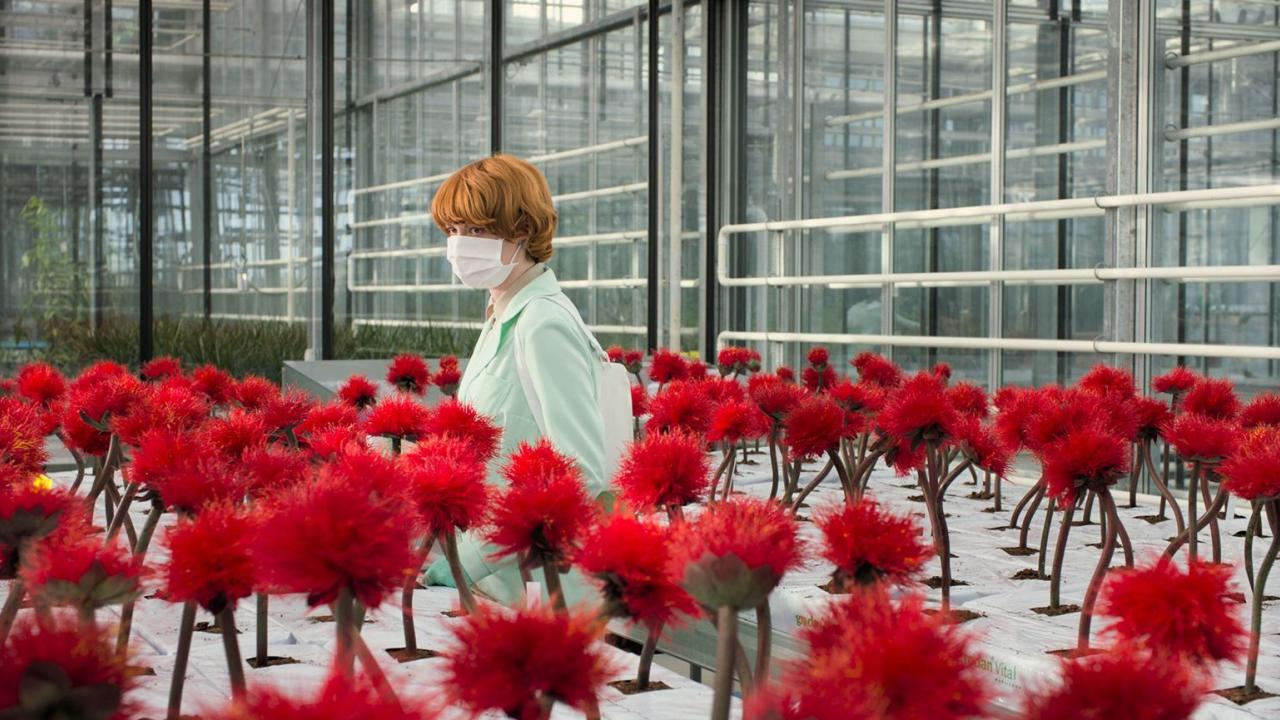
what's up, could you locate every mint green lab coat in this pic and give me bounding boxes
[428,266,608,605]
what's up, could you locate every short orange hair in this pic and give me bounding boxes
[431,154,558,263]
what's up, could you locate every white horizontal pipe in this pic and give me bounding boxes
[350,182,648,229]
[347,276,687,294]
[826,139,1103,181]
[720,264,1280,289]
[175,256,306,271]
[351,171,453,197]
[525,135,648,164]
[349,211,433,230]
[717,330,1280,361]
[1166,38,1280,68]
[824,70,1107,127]
[207,313,298,323]
[1165,116,1280,141]
[352,317,646,335]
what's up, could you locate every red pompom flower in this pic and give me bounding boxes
[648,349,689,385]
[337,374,379,410]
[816,499,932,589]
[191,364,235,406]
[1021,647,1206,720]
[0,613,134,720]
[424,400,502,462]
[1180,377,1239,420]
[877,372,958,448]
[401,436,490,538]
[852,351,903,389]
[22,529,144,611]
[15,362,66,407]
[386,354,430,395]
[362,394,431,442]
[1040,424,1130,506]
[433,356,462,396]
[1241,392,1280,430]
[1151,365,1198,396]
[1219,427,1280,501]
[645,380,714,436]
[707,399,769,446]
[614,430,711,513]
[487,467,598,567]
[140,356,183,381]
[1164,413,1241,463]
[575,513,699,629]
[161,501,257,613]
[782,394,846,461]
[669,497,801,610]
[231,375,279,410]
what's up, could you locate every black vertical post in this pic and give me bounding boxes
[83,0,92,95]
[489,0,503,153]
[646,0,659,351]
[92,94,105,329]
[139,0,154,362]
[202,0,213,321]
[105,0,113,97]
[1175,0,1190,362]
[702,0,721,361]
[925,0,941,368]
[321,0,336,358]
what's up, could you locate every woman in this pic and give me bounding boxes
[423,154,610,604]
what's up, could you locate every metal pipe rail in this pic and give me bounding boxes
[352,317,649,335]
[349,181,648,229]
[348,277,697,293]
[1164,116,1280,142]
[826,139,1104,181]
[727,264,1280,289]
[1165,38,1280,68]
[175,256,307,272]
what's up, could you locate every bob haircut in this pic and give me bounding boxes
[430,154,558,263]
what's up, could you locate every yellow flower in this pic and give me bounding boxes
[31,474,53,491]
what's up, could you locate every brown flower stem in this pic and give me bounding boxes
[1114,507,1135,568]
[1188,461,1201,561]
[1245,503,1262,590]
[1077,491,1119,651]
[1036,502,1057,580]
[1009,477,1043,529]
[993,472,1002,512]
[922,445,951,612]
[399,575,418,652]
[442,530,476,614]
[334,587,356,677]
[255,593,269,664]
[754,600,772,681]
[390,437,402,455]
[1127,442,1140,507]
[166,601,198,720]
[826,449,852,504]
[115,502,164,656]
[1079,490,1095,525]
[710,605,736,720]
[105,481,139,543]
[1143,442,1185,534]
[637,622,662,690]
[1049,501,1078,603]
[710,447,734,501]
[541,557,565,610]
[1246,500,1280,695]
[1164,486,1229,559]
[217,606,246,700]
[518,553,534,585]
[0,579,26,645]
[983,469,991,495]
[85,433,120,507]
[767,428,781,500]
[1017,483,1046,550]
[721,446,739,501]
[791,451,873,513]
[667,504,685,524]
[938,459,974,499]
[352,631,403,708]
[66,439,86,493]
[1199,467,1222,563]
[355,601,367,632]
[537,694,556,720]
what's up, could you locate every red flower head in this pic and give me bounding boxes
[424,400,502,462]
[993,386,1041,452]
[702,377,746,407]
[1078,364,1137,400]
[831,379,886,419]
[0,613,134,720]
[1021,647,1206,720]
[884,436,926,476]
[323,444,401,499]
[0,477,75,574]
[707,400,770,446]
[778,590,989,720]
[1026,387,1137,450]
[239,444,310,497]
[607,346,624,363]
[1241,392,1280,430]
[852,352,903,389]
[23,529,144,610]
[687,361,710,380]
[258,387,317,436]
[432,356,463,396]
[749,374,807,422]
[1180,377,1239,420]
[816,499,931,589]
[575,513,699,628]
[161,501,257,613]
[1099,556,1245,666]
[946,382,988,419]
[953,416,1012,476]
[669,497,801,609]
[0,398,49,474]
[140,355,183,381]
[783,394,846,460]
[231,375,279,410]
[876,371,958,448]
[487,467,598,566]
[127,429,244,513]
[649,349,690,385]
[502,439,578,487]
[386,353,430,395]
[1164,413,1241,463]
[801,365,837,393]
[337,374,379,410]
[622,349,644,374]
[630,383,649,418]
[111,381,210,447]
[807,347,829,368]
[206,672,434,720]
[1040,424,1130,506]
[15,362,66,407]
[254,472,417,607]
[645,380,714,436]
[1219,426,1280,500]
[932,361,952,382]
[362,394,431,441]
[202,408,269,459]
[444,601,615,720]
[776,365,796,383]
[401,436,490,537]
[61,371,144,456]
[1151,365,1199,396]
[306,425,368,460]
[190,364,235,406]
[1133,396,1173,442]
[295,400,359,438]
[614,430,711,512]
[717,346,752,376]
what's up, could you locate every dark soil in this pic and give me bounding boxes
[981,507,998,513]
[609,680,672,695]
[967,491,994,501]
[1045,647,1105,658]
[923,608,985,624]
[818,578,846,595]
[385,647,439,663]
[1001,546,1038,556]
[442,609,467,618]
[907,494,925,503]
[1032,604,1080,617]
[247,656,301,669]
[1011,569,1044,581]
[194,622,240,635]
[309,614,375,624]
[1225,592,1279,604]
[1215,686,1278,705]
[923,576,970,589]
[1136,515,1167,524]
[125,666,157,678]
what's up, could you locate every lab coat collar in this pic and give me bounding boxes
[495,265,561,326]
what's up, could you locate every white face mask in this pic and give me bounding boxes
[446,235,524,289]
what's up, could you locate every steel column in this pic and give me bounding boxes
[320,0,336,358]
[139,0,154,362]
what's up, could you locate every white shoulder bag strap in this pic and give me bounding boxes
[512,295,606,434]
